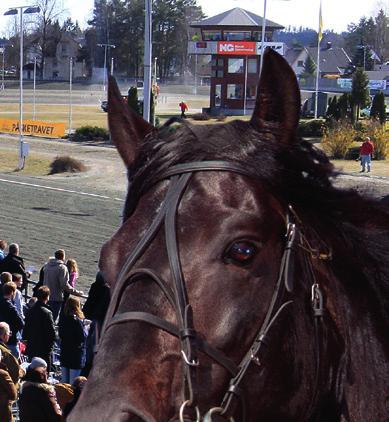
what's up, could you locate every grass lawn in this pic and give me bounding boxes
[0,150,52,175]
[0,104,108,130]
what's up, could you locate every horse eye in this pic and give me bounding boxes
[224,241,257,265]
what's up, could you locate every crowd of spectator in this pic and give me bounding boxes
[0,239,111,421]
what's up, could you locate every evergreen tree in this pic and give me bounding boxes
[370,92,386,125]
[326,96,338,120]
[302,55,316,77]
[127,87,141,115]
[338,93,352,120]
[351,68,370,122]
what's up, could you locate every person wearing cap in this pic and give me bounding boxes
[0,349,17,422]
[19,357,62,422]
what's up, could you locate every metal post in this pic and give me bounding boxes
[1,48,4,91]
[314,0,322,119]
[33,56,36,120]
[103,45,107,93]
[143,0,152,122]
[194,55,198,95]
[110,56,114,75]
[18,8,24,170]
[243,56,248,115]
[69,57,73,135]
[259,0,267,76]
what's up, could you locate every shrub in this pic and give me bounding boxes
[364,120,388,160]
[49,156,87,175]
[215,114,226,122]
[191,112,210,121]
[321,120,357,159]
[72,126,109,142]
[297,119,325,137]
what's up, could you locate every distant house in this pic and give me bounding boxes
[284,47,309,76]
[42,33,86,81]
[307,44,352,77]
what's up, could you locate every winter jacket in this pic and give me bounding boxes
[0,298,24,346]
[23,302,56,360]
[0,365,17,422]
[19,381,62,422]
[83,272,110,326]
[58,314,87,369]
[43,259,70,302]
[0,342,21,385]
[0,254,29,291]
[360,140,374,155]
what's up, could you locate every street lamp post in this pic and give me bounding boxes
[259,0,290,76]
[0,46,5,91]
[97,43,116,96]
[4,5,40,170]
[143,0,153,122]
[33,56,37,120]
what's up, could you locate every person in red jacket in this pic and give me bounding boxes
[179,101,188,118]
[359,136,374,172]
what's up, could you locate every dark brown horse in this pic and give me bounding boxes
[68,50,389,422]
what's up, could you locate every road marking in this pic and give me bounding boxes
[0,177,124,201]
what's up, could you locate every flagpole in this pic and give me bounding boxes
[314,0,322,119]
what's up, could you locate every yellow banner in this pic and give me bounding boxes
[0,119,65,139]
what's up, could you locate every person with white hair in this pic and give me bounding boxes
[0,322,21,385]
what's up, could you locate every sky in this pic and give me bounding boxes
[0,0,386,35]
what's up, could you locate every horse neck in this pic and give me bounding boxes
[315,259,389,421]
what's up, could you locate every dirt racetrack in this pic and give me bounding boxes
[0,134,388,294]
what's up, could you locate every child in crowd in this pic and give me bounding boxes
[0,240,7,262]
[66,259,78,288]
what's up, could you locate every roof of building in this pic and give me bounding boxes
[366,70,389,80]
[284,48,306,66]
[191,7,283,29]
[307,46,351,74]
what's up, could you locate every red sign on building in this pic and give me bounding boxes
[217,41,256,55]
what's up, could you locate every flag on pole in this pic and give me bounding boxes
[318,1,323,43]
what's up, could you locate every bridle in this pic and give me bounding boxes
[101,160,330,421]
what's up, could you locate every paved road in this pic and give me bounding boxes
[0,173,123,292]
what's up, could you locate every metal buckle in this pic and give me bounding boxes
[203,407,235,422]
[250,353,261,367]
[311,283,324,317]
[179,400,200,422]
[181,350,200,367]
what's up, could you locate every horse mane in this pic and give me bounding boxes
[124,119,389,332]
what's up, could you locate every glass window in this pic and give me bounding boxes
[215,84,221,106]
[224,31,251,41]
[203,30,222,41]
[211,69,216,77]
[228,58,244,74]
[297,60,304,67]
[217,58,224,66]
[253,31,272,41]
[227,84,243,99]
[248,58,257,74]
[217,70,223,77]
[210,58,216,66]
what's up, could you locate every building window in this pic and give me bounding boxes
[215,84,221,106]
[224,31,251,41]
[217,70,223,77]
[227,84,243,99]
[228,58,244,74]
[253,31,272,41]
[202,30,222,41]
[297,60,304,67]
[217,58,224,66]
[247,58,257,74]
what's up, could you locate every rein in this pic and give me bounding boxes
[101,161,330,422]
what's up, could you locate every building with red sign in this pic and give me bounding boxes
[189,7,285,115]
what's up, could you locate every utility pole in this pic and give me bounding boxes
[143,0,152,122]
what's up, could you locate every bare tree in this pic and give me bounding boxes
[34,0,65,77]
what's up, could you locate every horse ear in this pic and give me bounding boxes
[251,48,301,143]
[108,76,154,168]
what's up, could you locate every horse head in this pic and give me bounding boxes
[69,49,389,422]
